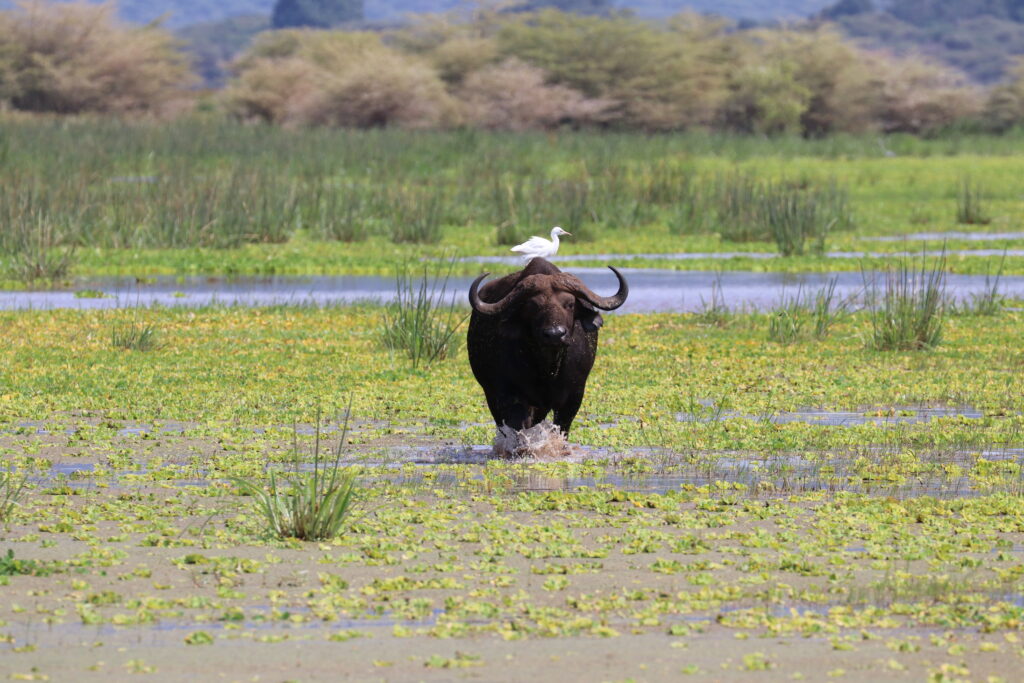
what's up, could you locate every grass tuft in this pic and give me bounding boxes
[955,177,991,225]
[0,471,27,525]
[381,260,467,369]
[232,407,358,542]
[767,278,845,344]
[111,319,160,352]
[865,253,947,351]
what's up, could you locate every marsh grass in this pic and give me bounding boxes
[391,188,444,244]
[694,273,733,327]
[381,259,467,369]
[767,279,846,344]
[689,174,852,254]
[760,183,849,256]
[111,318,160,351]
[955,177,991,225]
[0,471,27,524]
[865,253,947,351]
[232,408,358,542]
[955,250,1006,316]
[0,214,77,284]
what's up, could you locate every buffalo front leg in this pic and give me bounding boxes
[491,398,537,432]
[552,391,585,437]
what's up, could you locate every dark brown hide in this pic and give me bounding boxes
[466,258,628,436]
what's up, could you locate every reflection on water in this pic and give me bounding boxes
[4,269,1024,313]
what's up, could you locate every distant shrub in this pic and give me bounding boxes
[225,30,458,129]
[722,27,877,136]
[871,53,982,134]
[983,58,1024,132]
[0,0,194,116]
[458,58,611,131]
[496,11,731,130]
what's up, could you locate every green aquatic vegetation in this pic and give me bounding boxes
[956,177,991,226]
[865,253,947,351]
[110,318,160,352]
[232,411,359,542]
[380,260,467,369]
[955,250,1007,316]
[2,121,1024,285]
[0,470,26,523]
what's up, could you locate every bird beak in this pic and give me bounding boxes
[563,231,572,236]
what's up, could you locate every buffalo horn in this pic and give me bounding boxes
[469,272,528,315]
[565,266,629,311]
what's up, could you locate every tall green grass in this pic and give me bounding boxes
[0,470,26,524]
[955,177,991,225]
[232,407,358,542]
[767,278,844,344]
[381,260,467,369]
[0,118,1018,283]
[865,254,947,351]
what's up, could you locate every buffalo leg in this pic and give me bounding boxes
[492,399,535,432]
[552,392,585,436]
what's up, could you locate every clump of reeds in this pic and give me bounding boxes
[955,177,991,225]
[381,259,467,369]
[767,278,844,344]
[0,471,27,525]
[111,319,160,352]
[954,250,1006,316]
[760,182,850,256]
[390,188,444,244]
[232,407,358,542]
[0,210,77,284]
[865,253,947,351]
[694,273,734,327]
[682,173,853,255]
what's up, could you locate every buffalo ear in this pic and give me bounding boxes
[577,301,604,332]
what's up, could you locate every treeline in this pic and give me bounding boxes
[4,0,1024,135]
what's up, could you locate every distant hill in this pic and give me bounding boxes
[0,0,832,27]
[821,0,1024,83]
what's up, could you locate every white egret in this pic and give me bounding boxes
[510,226,571,261]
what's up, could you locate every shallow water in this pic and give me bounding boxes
[4,269,1024,313]
[865,231,1024,243]
[677,405,987,426]
[24,439,1024,499]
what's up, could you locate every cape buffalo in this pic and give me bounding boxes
[466,258,628,436]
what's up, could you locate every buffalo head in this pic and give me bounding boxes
[468,266,629,347]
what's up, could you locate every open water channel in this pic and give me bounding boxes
[3,268,1024,313]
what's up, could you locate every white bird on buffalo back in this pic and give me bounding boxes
[510,226,571,261]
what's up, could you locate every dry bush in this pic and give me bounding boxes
[0,0,193,115]
[870,53,981,134]
[457,58,611,130]
[224,30,458,128]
